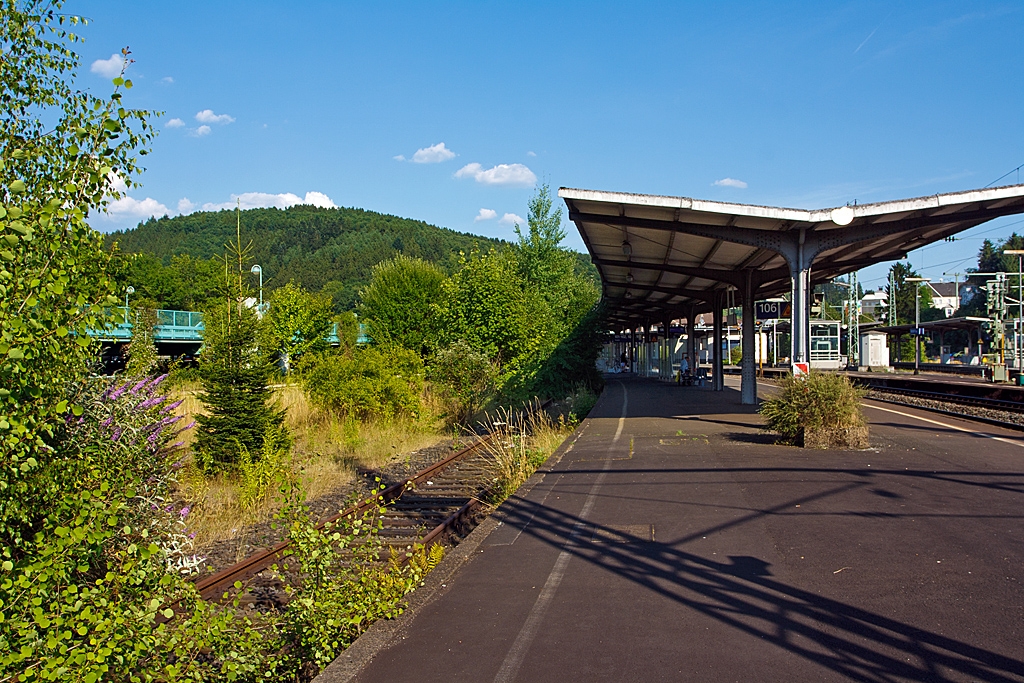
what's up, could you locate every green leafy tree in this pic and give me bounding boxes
[359,254,446,355]
[438,247,544,378]
[514,183,573,299]
[265,281,334,373]
[0,4,156,552]
[884,262,934,325]
[428,339,496,423]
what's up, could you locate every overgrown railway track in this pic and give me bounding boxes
[194,434,499,603]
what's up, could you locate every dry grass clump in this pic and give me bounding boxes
[759,371,869,449]
[477,400,575,502]
[169,382,447,547]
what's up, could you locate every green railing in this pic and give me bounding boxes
[89,308,366,345]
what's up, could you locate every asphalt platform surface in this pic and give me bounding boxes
[348,376,1024,682]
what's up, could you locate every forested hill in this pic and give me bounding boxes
[104,205,506,310]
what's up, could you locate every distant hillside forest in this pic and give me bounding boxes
[103,205,511,311]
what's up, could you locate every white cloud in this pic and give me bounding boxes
[455,162,536,187]
[97,171,170,222]
[161,76,174,84]
[106,171,128,194]
[411,142,456,164]
[393,155,406,161]
[105,195,170,220]
[191,125,212,137]
[201,191,337,212]
[166,118,185,128]
[302,191,337,208]
[499,213,524,226]
[713,177,748,189]
[90,53,123,78]
[527,151,537,157]
[474,208,497,222]
[177,198,197,214]
[195,109,235,125]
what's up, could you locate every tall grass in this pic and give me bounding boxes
[170,382,448,547]
[476,400,577,503]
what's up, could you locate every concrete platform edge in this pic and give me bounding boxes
[313,398,597,683]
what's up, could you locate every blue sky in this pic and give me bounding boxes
[78,1,1023,293]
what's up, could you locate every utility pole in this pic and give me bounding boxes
[1004,250,1024,371]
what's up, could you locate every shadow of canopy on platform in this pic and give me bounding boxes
[560,184,1024,404]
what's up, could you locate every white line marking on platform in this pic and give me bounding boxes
[863,402,1024,449]
[493,382,628,683]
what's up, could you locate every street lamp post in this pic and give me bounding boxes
[250,264,263,314]
[124,286,135,324]
[1003,250,1024,372]
[906,277,930,375]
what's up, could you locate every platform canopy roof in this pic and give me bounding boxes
[560,184,1024,329]
[866,316,990,336]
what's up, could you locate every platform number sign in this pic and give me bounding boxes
[756,300,792,320]
[793,362,810,378]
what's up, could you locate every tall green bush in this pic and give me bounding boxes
[759,372,868,448]
[428,339,496,423]
[125,306,159,376]
[264,281,334,373]
[359,254,447,355]
[0,2,156,551]
[302,345,424,420]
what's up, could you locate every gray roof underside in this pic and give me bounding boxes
[560,184,1024,328]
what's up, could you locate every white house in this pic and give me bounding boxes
[860,290,888,320]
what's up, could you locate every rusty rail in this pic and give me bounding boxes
[194,435,493,601]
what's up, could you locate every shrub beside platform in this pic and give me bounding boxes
[760,372,869,449]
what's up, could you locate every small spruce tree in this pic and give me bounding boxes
[195,207,289,472]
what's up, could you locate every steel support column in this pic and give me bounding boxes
[713,292,724,391]
[686,307,697,375]
[663,319,672,380]
[789,228,811,365]
[741,271,757,405]
[630,328,637,373]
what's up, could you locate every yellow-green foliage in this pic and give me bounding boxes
[301,345,424,420]
[759,371,869,448]
[237,427,291,514]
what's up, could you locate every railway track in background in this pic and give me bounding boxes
[846,374,1024,431]
[850,374,1024,411]
[194,434,499,604]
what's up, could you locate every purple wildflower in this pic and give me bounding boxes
[183,420,197,430]
[101,416,113,427]
[164,504,174,513]
[148,374,169,391]
[111,427,123,442]
[179,506,190,518]
[161,415,182,427]
[160,399,184,415]
[108,381,131,401]
[171,459,184,469]
[129,378,150,395]
[188,532,196,539]
[135,395,164,412]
